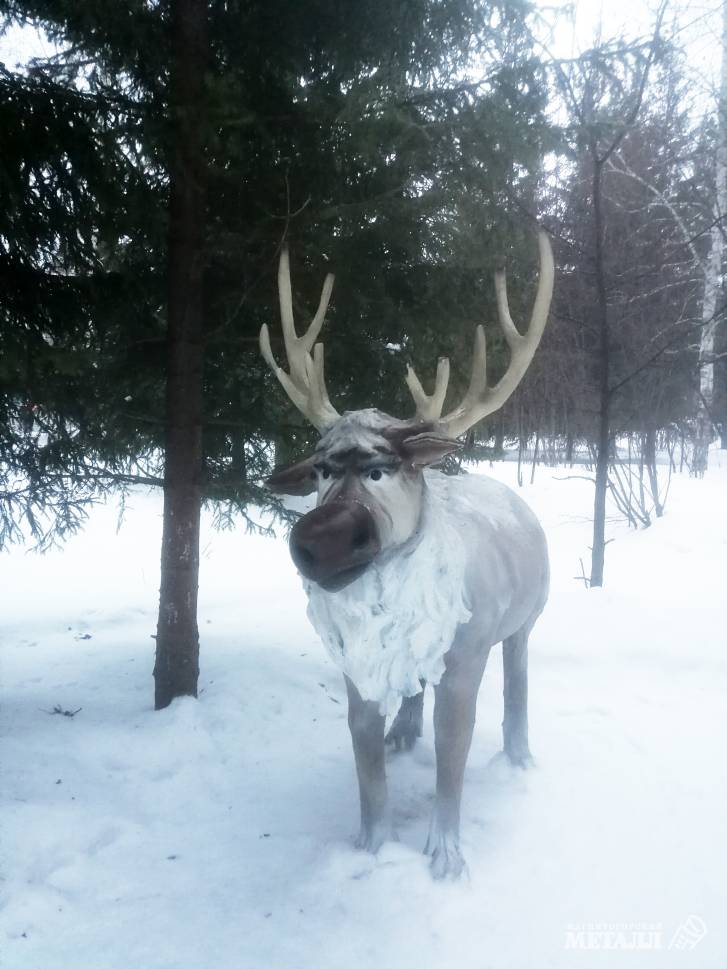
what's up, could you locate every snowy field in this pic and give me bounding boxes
[1,455,726,969]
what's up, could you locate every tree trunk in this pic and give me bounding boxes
[530,423,540,485]
[493,420,504,459]
[231,434,247,478]
[643,425,663,518]
[693,0,727,474]
[565,434,574,466]
[154,0,208,710]
[590,156,611,588]
[516,405,524,487]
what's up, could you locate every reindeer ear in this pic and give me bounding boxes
[399,431,462,468]
[266,455,318,495]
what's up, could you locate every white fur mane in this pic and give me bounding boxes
[304,472,472,714]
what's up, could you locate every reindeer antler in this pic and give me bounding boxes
[259,246,340,431]
[406,230,554,438]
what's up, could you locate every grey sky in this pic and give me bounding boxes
[0,2,721,105]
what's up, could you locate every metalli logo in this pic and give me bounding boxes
[564,916,707,951]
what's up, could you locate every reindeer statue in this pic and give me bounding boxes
[259,232,554,879]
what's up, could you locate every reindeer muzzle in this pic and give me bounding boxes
[290,501,380,591]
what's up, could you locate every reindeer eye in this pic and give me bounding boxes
[320,468,330,480]
[368,469,383,481]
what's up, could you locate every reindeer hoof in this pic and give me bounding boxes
[504,745,535,769]
[385,711,422,752]
[354,821,392,854]
[425,829,468,881]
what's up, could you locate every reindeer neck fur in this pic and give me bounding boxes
[304,469,472,714]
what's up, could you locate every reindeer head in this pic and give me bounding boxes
[260,234,554,591]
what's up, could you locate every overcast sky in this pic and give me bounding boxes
[0,1,721,105]
[549,0,721,95]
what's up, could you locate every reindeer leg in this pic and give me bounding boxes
[426,637,489,879]
[344,675,390,852]
[385,680,425,751]
[502,626,534,767]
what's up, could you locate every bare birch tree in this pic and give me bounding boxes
[547,13,665,587]
[693,0,727,475]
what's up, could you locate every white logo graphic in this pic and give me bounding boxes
[564,922,663,950]
[668,915,708,951]
[564,916,708,952]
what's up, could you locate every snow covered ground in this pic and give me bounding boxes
[1,455,726,969]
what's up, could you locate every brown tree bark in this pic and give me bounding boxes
[154,0,208,710]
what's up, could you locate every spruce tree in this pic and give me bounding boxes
[1,0,549,703]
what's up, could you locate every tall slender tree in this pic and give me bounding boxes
[153,0,208,708]
[693,0,727,474]
[543,12,665,585]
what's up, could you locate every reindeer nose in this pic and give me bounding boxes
[290,501,380,591]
